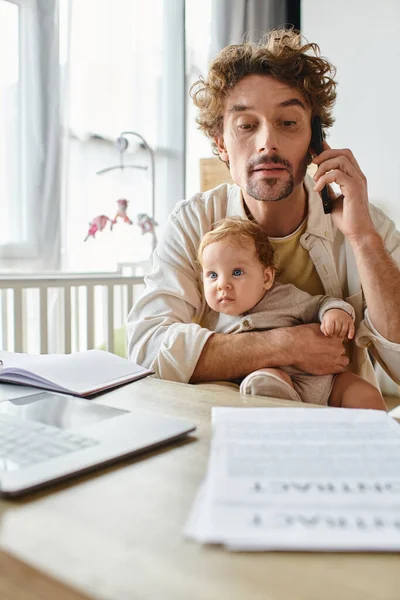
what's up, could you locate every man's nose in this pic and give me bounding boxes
[256,123,278,153]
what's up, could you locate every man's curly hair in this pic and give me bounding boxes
[190,28,337,155]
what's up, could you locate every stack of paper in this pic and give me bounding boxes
[185,407,400,551]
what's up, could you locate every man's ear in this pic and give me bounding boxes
[214,136,229,162]
[263,266,275,290]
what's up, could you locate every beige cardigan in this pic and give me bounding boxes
[127,176,400,386]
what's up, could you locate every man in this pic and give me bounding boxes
[127,28,400,393]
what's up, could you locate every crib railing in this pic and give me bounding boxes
[0,271,145,355]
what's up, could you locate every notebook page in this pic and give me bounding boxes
[0,350,150,394]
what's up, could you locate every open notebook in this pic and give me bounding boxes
[0,350,153,397]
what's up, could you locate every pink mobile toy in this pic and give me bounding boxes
[84,215,113,241]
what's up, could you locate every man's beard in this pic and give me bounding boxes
[245,153,307,202]
[246,172,295,202]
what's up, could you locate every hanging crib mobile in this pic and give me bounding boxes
[84,131,157,249]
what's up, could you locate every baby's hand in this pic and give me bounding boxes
[320,309,355,339]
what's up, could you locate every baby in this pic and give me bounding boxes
[197,218,386,410]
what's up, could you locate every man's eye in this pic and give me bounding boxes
[282,120,297,127]
[238,123,255,130]
[233,269,243,276]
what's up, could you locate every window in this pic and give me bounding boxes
[61,0,166,271]
[0,0,24,247]
[61,0,185,271]
[0,0,63,267]
[1,0,185,271]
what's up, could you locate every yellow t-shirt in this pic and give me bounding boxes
[269,219,325,296]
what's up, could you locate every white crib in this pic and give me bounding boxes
[0,270,145,355]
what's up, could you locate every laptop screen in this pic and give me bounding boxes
[0,392,126,430]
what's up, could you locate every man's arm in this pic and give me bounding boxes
[190,324,348,383]
[349,232,400,342]
[313,143,400,344]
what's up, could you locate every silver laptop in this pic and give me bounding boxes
[0,386,196,497]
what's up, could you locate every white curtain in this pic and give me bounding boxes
[31,0,64,269]
[0,0,65,270]
[211,0,287,57]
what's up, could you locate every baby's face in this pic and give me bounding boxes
[201,239,274,316]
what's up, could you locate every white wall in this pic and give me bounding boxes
[302,0,400,226]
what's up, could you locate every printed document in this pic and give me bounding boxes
[185,407,400,551]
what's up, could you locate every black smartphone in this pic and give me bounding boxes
[311,116,331,214]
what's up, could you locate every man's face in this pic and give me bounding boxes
[215,74,312,203]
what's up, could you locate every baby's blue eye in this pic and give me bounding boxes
[209,272,217,280]
[233,269,243,277]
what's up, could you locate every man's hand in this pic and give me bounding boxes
[320,309,355,339]
[312,141,376,242]
[289,323,349,375]
[312,142,400,344]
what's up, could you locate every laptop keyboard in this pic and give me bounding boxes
[0,412,99,471]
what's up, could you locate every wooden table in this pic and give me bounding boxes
[0,378,399,600]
